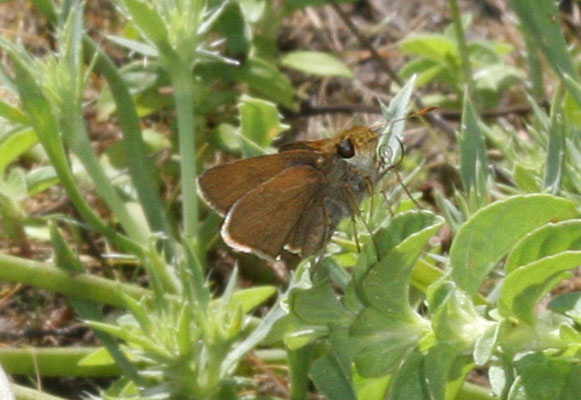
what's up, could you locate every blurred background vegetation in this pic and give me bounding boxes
[1,0,581,399]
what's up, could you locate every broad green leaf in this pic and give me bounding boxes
[450,194,578,294]
[468,41,503,65]
[235,56,296,110]
[291,283,351,325]
[0,98,28,124]
[352,307,428,377]
[499,251,581,325]
[549,292,581,325]
[424,343,465,400]
[0,128,37,176]
[238,95,286,156]
[514,352,581,400]
[389,352,429,400]
[230,286,276,314]
[399,58,445,87]
[311,353,356,400]
[400,34,457,62]
[353,372,390,400]
[473,64,521,93]
[281,51,353,78]
[505,220,581,274]
[358,211,444,317]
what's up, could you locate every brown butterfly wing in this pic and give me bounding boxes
[221,165,325,260]
[286,196,328,257]
[198,150,323,215]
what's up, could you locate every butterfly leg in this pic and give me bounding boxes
[342,184,380,258]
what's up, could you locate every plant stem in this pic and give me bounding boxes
[0,347,120,376]
[0,254,149,307]
[168,56,199,238]
[448,0,477,106]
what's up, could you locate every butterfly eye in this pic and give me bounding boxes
[337,138,355,158]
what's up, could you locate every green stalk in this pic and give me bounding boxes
[0,347,120,377]
[12,385,67,400]
[30,0,175,245]
[523,33,545,101]
[0,254,149,307]
[167,55,199,238]
[288,346,313,400]
[83,37,175,244]
[61,105,148,243]
[4,44,144,257]
[448,0,477,105]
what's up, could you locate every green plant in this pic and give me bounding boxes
[3,0,581,399]
[399,14,521,110]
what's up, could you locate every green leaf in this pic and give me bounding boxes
[235,56,296,110]
[499,251,581,325]
[215,2,251,56]
[428,281,492,348]
[26,166,58,195]
[0,128,37,176]
[400,34,457,62]
[351,308,428,377]
[238,95,287,156]
[376,75,416,165]
[399,58,446,87]
[291,283,351,325]
[514,352,581,400]
[458,94,489,203]
[549,292,581,325]
[473,322,502,367]
[505,220,581,274]
[353,372,390,400]
[311,353,357,400]
[513,163,540,192]
[543,97,566,193]
[281,51,353,78]
[230,286,276,314]
[509,0,581,106]
[450,194,578,294]
[424,343,465,400]
[389,352,429,400]
[358,211,444,317]
[122,0,169,50]
[0,98,28,124]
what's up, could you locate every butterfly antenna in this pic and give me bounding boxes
[394,168,422,209]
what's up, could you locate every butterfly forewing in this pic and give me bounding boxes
[198,150,323,215]
[222,165,324,260]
